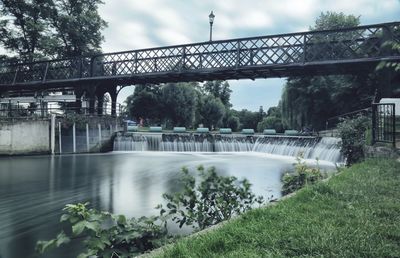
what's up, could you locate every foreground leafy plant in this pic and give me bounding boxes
[36,203,168,258]
[36,166,264,256]
[282,155,323,195]
[337,115,369,166]
[159,166,264,230]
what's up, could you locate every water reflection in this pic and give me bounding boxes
[0,152,332,258]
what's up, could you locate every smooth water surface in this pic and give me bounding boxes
[0,152,333,258]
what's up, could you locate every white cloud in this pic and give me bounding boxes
[2,0,400,110]
[101,0,400,110]
[156,28,192,45]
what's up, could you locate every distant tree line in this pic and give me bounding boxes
[125,81,273,132]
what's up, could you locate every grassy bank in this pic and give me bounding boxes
[157,159,400,257]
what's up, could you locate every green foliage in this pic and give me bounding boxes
[257,116,284,133]
[279,12,384,130]
[159,166,264,230]
[46,0,107,57]
[224,114,240,132]
[126,84,163,124]
[281,155,323,195]
[162,83,198,127]
[311,11,360,30]
[36,202,168,258]
[61,114,90,129]
[0,0,106,60]
[198,95,226,130]
[160,159,400,258]
[0,0,51,60]
[125,81,236,129]
[202,81,232,107]
[231,109,262,130]
[337,115,369,166]
[376,41,400,72]
[37,166,265,256]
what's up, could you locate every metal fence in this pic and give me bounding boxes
[372,103,396,147]
[0,103,124,119]
[325,107,372,130]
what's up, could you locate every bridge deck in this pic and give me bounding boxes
[0,22,399,91]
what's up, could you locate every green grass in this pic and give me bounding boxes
[156,159,400,258]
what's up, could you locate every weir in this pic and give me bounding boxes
[113,133,342,163]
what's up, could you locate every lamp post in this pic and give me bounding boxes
[209,11,215,41]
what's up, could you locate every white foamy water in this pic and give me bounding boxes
[114,133,343,163]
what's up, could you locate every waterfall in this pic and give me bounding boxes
[113,133,343,163]
[252,136,342,162]
[113,134,162,151]
[214,135,254,152]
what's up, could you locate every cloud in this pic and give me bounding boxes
[2,0,400,110]
[102,0,400,110]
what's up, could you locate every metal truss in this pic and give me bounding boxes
[0,22,399,90]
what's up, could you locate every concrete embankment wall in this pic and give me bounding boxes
[0,120,50,155]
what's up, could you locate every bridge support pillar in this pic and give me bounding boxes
[75,89,84,114]
[107,86,118,117]
[87,87,97,115]
[96,91,104,116]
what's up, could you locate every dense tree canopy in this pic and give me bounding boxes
[257,106,284,133]
[126,85,162,123]
[125,81,264,131]
[162,83,198,127]
[199,95,225,130]
[0,0,106,60]
[279,12,378,130]
[202,81,232,107]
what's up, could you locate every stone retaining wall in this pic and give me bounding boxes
[0,119,50,155]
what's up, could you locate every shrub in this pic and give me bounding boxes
[36,166,264,256]
[282,155,323,195]
[159,166,264,230]
[36,203,168,258]
[337,115,369,166]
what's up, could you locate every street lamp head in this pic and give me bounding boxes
[209,11,215,25]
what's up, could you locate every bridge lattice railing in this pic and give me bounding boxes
[0,22,399,85]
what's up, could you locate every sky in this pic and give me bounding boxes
[1,0,400,111]
[97,0,400,111]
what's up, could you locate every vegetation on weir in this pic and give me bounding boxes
[281,155,324,195]
[159,166,264,230]
[337,115,370,166]
[157,159,400,258]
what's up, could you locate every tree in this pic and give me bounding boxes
[162,83,198,127]
[202,81,232,107]
[267,106,281,118]
[0,0,52,61]
[376,40,400,97]
[235,109,260,130]
[45,0,107,57]
[0,0,107,60]
[257,105,284,132]
[126,85,162,123]
[225,115,240,132]
[222,109,240,131]
[257,116,284,133]
[199,95,225,130]
[280,12,370,130]
[311,11,360,30]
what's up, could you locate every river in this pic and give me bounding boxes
[0,152,335,258]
